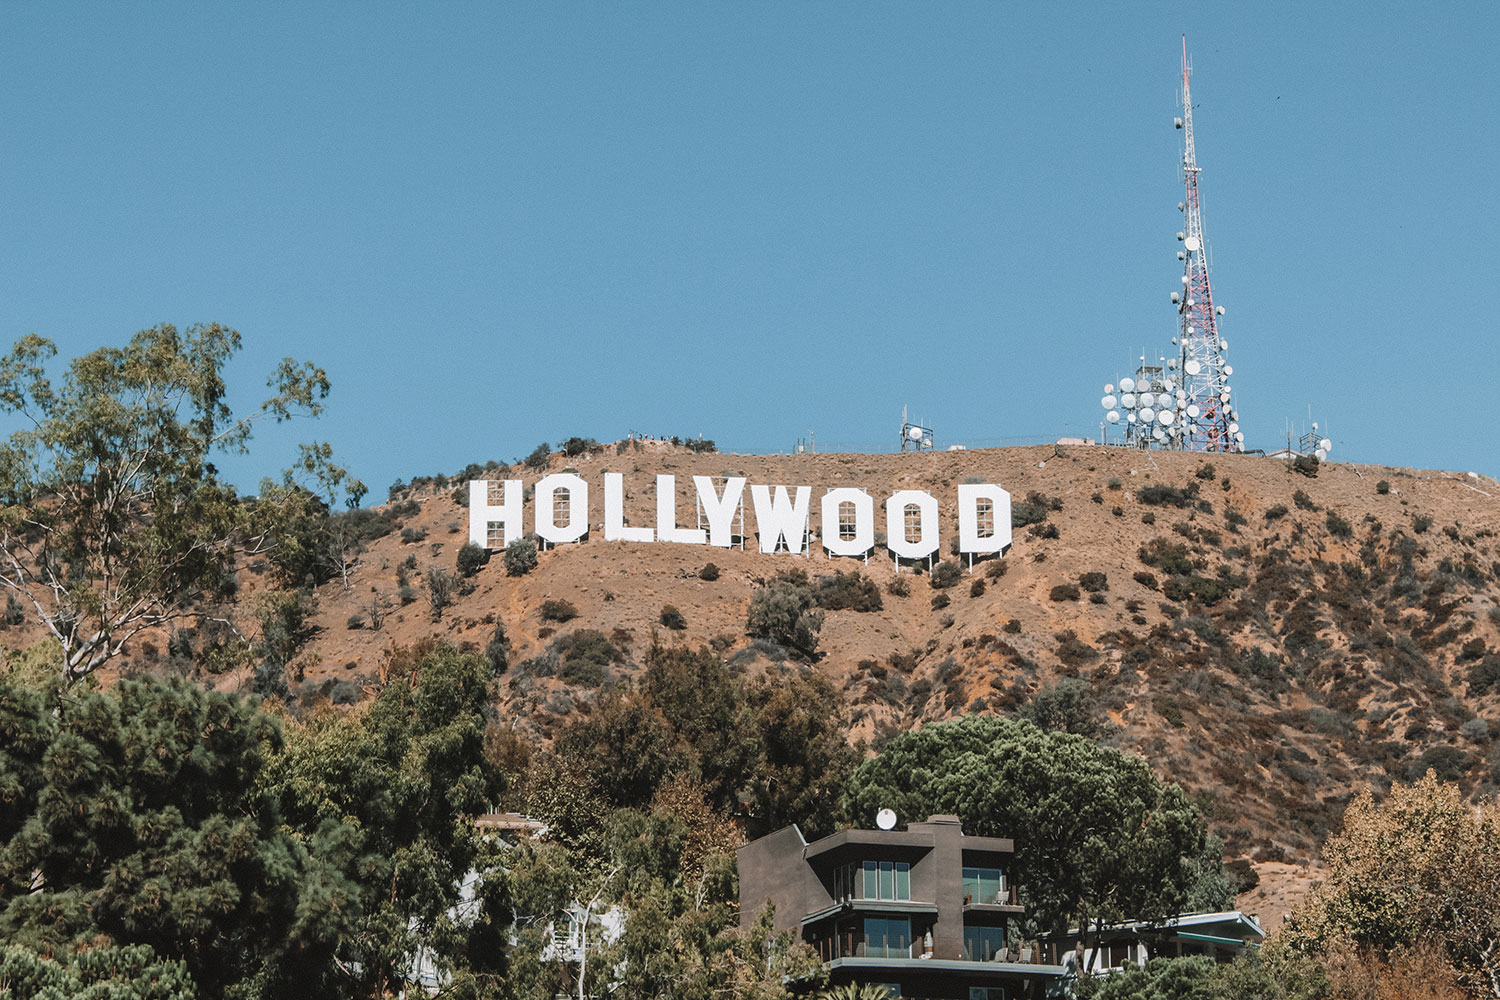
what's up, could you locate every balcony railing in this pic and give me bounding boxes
[962,883,1019,907]
[816,936,1062,965]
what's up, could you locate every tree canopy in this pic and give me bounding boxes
[1284,771,1500,997]
[842,715,1221,937]
[0,324,357,685]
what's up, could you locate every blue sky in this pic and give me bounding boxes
[4,3,1497,493]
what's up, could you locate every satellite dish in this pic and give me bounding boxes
[1186,404,1201,418]
[1159,410,1175,426]
[908,425,924,442]
[1320,438,1332,451]
[1171,292,1181,304]
[1184,360,1202,376]
[1106,410,1121,424]
[1175,389,1187,401]
[1177,251,1186,261]
[1220,392,1232,403]
[1314,448,1327,461]
[1119,377,1135,392]
[876,808,897,831]
[1223,365,1233,376]
[1102,394,1118,409]
[1152,427,1166,440]
[1139,392,1155,408]
[1177,232,1186,241]
[1104,383,1115,394]
[1220,339,1229,350]
[1234,431,1245,442]
[1139,407,1156,423]
[1229,422,1240,434]
[1216,306,1225,316]
[1184,236,1201,252]
[1127,412,1138,424]
[1120,393,1136,408]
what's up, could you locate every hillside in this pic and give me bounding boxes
[37,442,1500,880]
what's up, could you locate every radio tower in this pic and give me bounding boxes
[1173,36,1241,452]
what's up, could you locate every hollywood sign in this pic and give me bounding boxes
[468,474,1012,560]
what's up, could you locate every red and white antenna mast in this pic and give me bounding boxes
[1172,36,1241,452]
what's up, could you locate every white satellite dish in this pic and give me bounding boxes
[1184,360,1201,376]
[1234,431,1245,442]
[1175,389,1187,401]
[1223,365,1233,376]
[1152,427,1166,440]
[1184,236,1201,252]
[1220,339,1229,350]
[908,425,924,442]
[1104,383,1115,394]
[1119,377,1135,392]
[1171,291,1181,304]
[1220,392,1232,403]
[1106,410,1120,424]
[1229,422,1240,434]
[1159,410,1175,426]
[1320,438,1332,451]
[1314,448,1327,461]
[876,808,897,831]
[1121,393,1136,408]
[1186,404,1201,418]
[1127,412,1138,424]
[1216,305,1225,316]
[1139,407,1156,423]
[1139,392,1155,408]
[1102,394,1118,409]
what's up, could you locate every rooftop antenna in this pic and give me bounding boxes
[1172,35,1242,452]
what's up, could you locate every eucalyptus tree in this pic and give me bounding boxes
[0,324,358,685]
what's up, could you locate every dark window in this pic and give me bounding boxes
[964,924,1006,962]
[863,916,912,958]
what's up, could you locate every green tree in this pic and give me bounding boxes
[0,675,354,999]
[267,641,505,998]
[0,325,352,685]
[1018,677,1115,739]
[843,716,1210,944]
[0,942,198,999]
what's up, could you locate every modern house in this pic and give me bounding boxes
[738,814,1066,999]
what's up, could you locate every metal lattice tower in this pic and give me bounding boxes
[1172,36,1241,452]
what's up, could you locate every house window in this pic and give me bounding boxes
[964,924,1006,962]
[863,916,911,958]
[860,860,910,900]
[838,500,858,541]
[962,867,1006,905]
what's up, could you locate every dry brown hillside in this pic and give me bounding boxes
[45,442,1500,878]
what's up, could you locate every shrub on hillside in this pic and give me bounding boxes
[1291,454,1319,477]
[504,536,539,576]
[659,604,686,630]
[1137,482,1199,507]
[930,561,962,590]
[1079,571,1108,593]
[814,570,883,612]
[746,576,823,659]
[1195,463,1216,480]
[561,436,596,457]
[456,541,488,578]
[1049,583,1080,602]
[1294,490,1318,511]
[1326,511,1353,538]
[1376,479,1391,495]
[886,575,911,597]
[698,563,720,581]
[523,442,550,471]
[1138,538,1196,576]
[552,628,626,687]
[540,598,579,623]
[426,569,456,619]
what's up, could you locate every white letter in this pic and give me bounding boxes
[693,475,746,548]
[750,484,812,554]
[821,488,874,557]
[470,479,523,549]
[535,473,589,544]
[958,483,1012,555]
[886,490,939,559]
[656,474,707,545]
[604,473,653,542]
